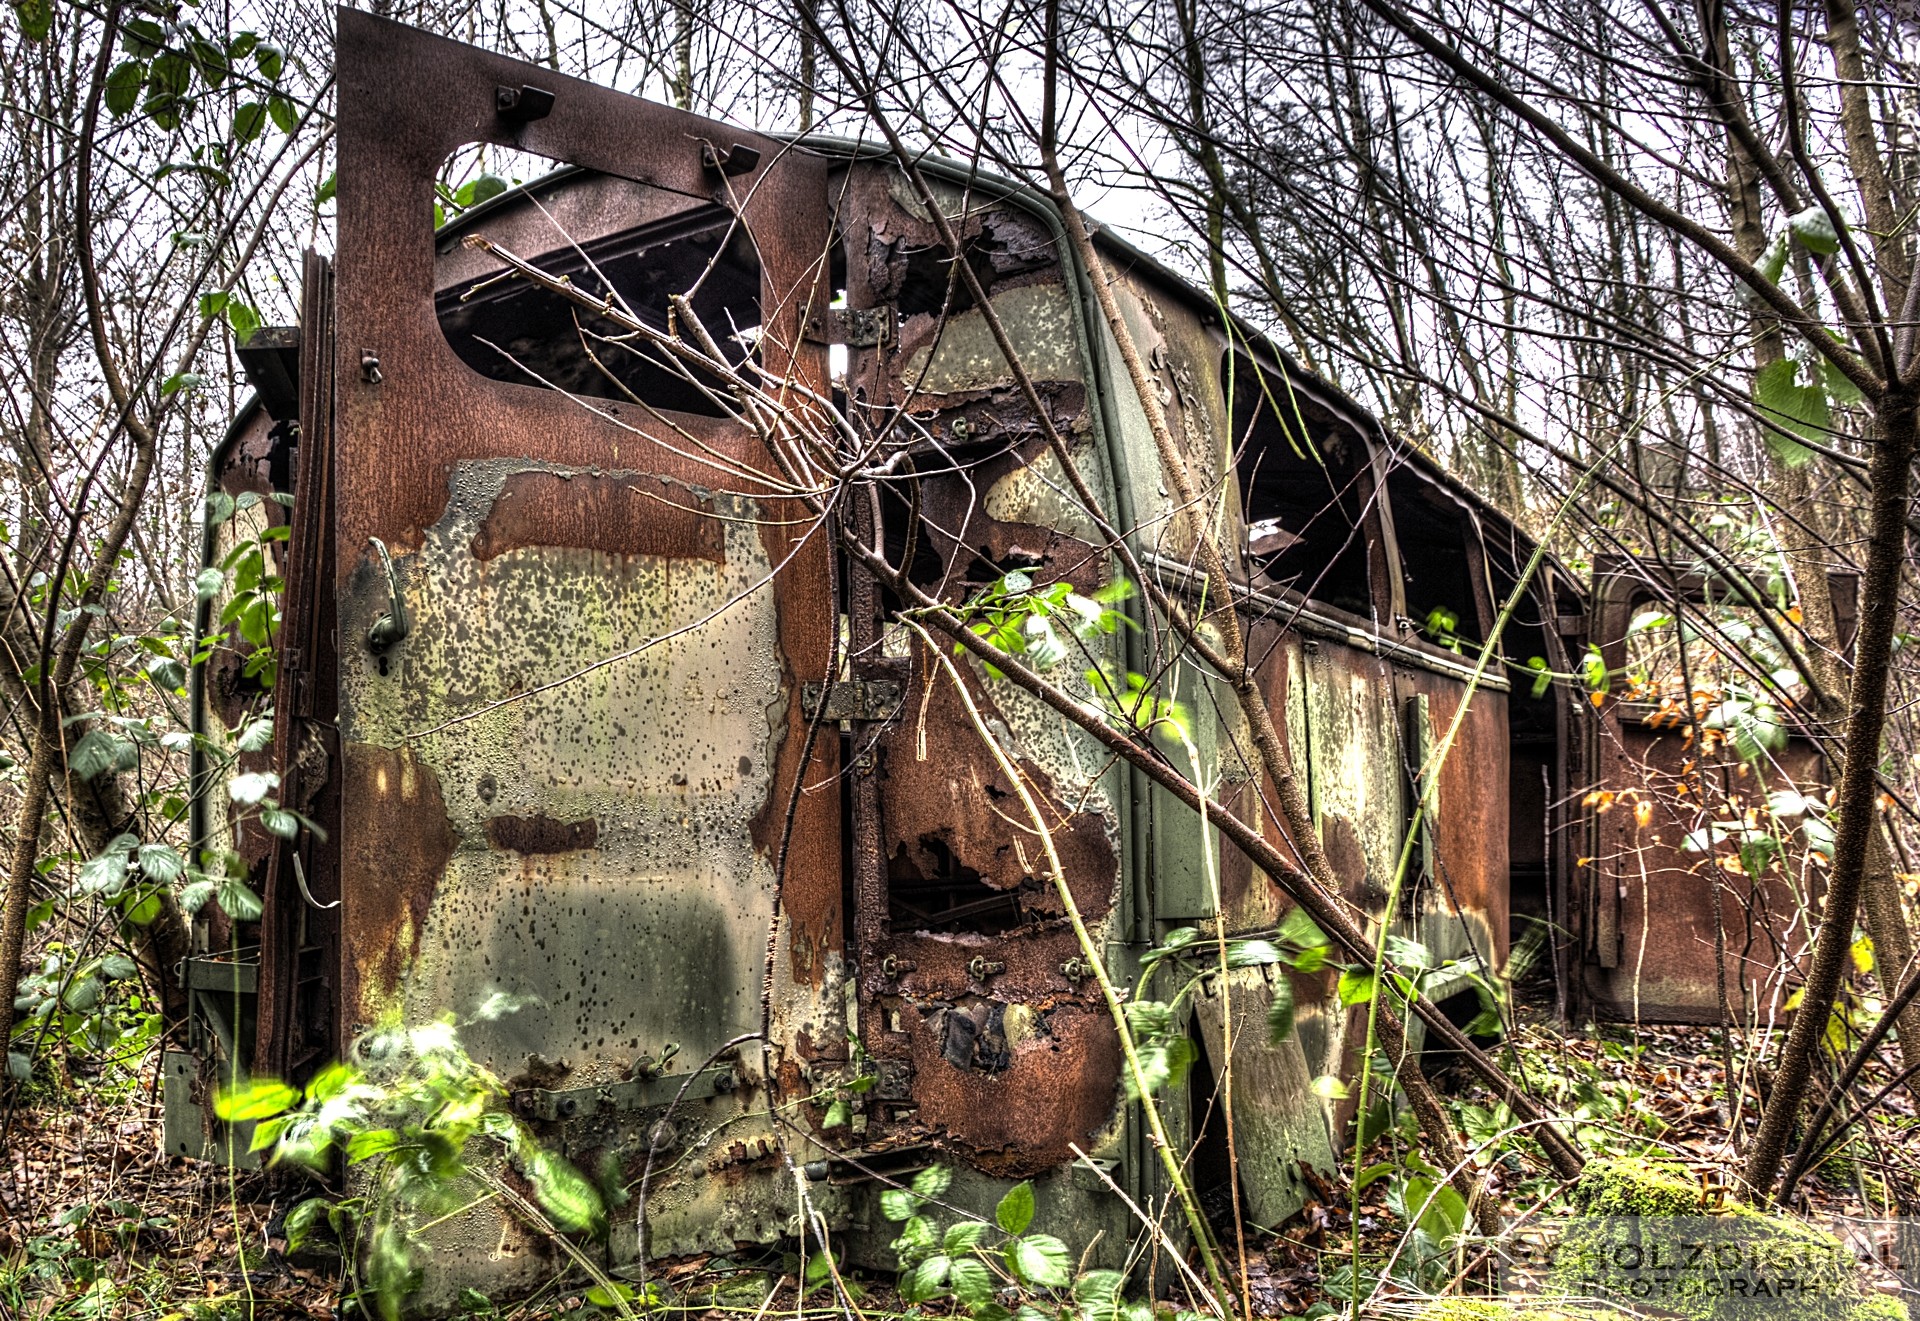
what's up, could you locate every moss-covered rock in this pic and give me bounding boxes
[1568,1156,1711,1217]
[1843,1296,1909,1321]
[1417,1300,1625,1321]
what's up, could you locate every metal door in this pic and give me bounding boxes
[332,9,840,1293]
[1579,560,1836,1022]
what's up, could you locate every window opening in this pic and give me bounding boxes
[1384,464,1485,650]
[1616,596,1802,706]
[1226,353,1376,618]
[435,161,761,418]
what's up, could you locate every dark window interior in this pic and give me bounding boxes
[887,838,1027,934]
[437,203,760,418]
[1226,353,1376,618]
[1385,464,1484,647]
[1484,534,1564,982]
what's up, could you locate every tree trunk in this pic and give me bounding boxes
[1742,394,1917,1197]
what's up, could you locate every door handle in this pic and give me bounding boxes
[366,537,412,652]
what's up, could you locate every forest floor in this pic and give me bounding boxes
[0,1005,1913,1321]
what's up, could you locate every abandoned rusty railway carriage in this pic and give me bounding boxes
[170,11,1825,1306]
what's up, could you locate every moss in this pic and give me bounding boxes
[1569,1156,1711,1216]
[1844,1298,1909,1321]
[1418,1302,1626,1321]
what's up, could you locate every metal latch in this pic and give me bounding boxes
[802,679,903,722]
[366,537,412,653]
[511,1062,738,1122]
[803,307,892,349]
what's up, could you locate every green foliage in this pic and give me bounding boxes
[949,571,1133,678]
[102,16,299,140]
[199,489,287,686]
[1754,358,1831,468]
[225,1018,605,1321]
[878,1168,1174,1321]
[1120,911,1334,1101]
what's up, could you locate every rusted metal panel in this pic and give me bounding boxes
[255,250,342,1083]
[331,10,843,1300]
[1581,707,1822,1023]
[832,165,1133,1194]
[1575,561,1828,1022]
[1396,667,1510,979]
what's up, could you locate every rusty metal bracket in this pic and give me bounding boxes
[701,142,760,177]
[495,83,554,123]
[802,679,903,722]
[511,1062,737,1122]
[803,306,892,349]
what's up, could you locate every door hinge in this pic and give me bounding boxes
[802,679,904,722]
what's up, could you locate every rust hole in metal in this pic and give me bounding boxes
[484,814,599,854]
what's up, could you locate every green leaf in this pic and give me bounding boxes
[346,1128,400,1163]
[901,1254,951,1303]
[195,567,226,600]
[11,0,51,40]
[1757,233,1789,284]
[1125,1035,1195,1099]
[1754,357,1828,467]
[232,101,266,144]
[1337,967,1376,1006]
[1009,1233,1072,1289]
[106,61,145,115]
[283,1197,331,1252]
[179,879,218,916]
[1526,656,1551,700]
[1310,1074,1350,1099]
[524,1146,605,1234]
[948,1257,994,1307]
[254,44,284,79]
[77,851,131,895]
[911,1164,952,1199]
[120,17,165,56]
[880,1188,922,1222]
[5,1052,29,1082]
[586,1283,637,1309]
[229,770,277,804]
[268,94,297,133]
[236,716,274,752]
[1787,206,1843,256]
[227,301,262,344]
[217,878,263,922]
[1224,938,1281,968]
[944,1220,990,1253]
[822,1098,850,1129]
[137,844,184,883]
[1267,975,1296,1045]
[1820,356,1865,406]
[314,170,337,207]
[995,1179,1035,1235]
[145,655,187,690]
[1073,1270,1128,1321]
[70,730,136,780]
[214,1076,297,1122]
[125,892,164,925]
[467,173,509,206]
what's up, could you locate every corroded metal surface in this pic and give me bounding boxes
[330,11,842,1301]
[1579,563,1828,1022]
[833,167,1132,1184]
